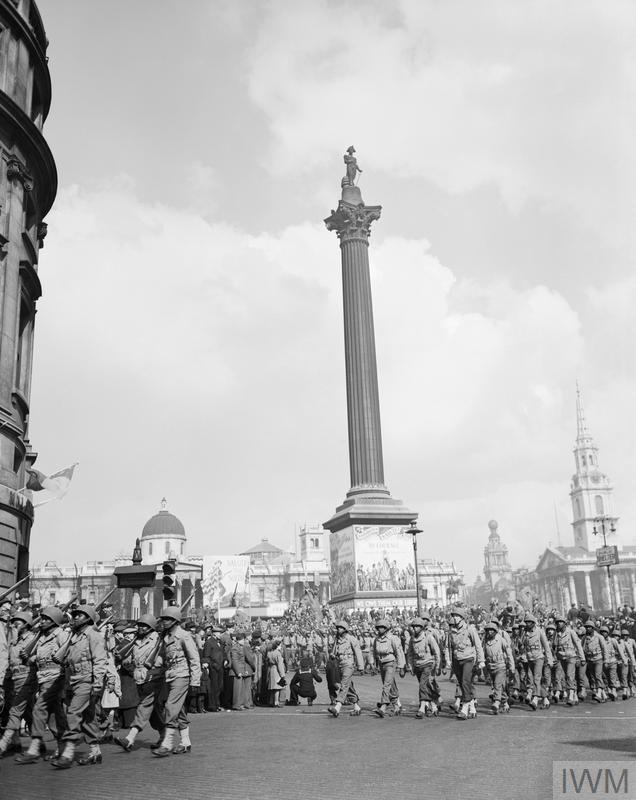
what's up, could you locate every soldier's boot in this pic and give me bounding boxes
[529,696,539,711]
[173,726,192,754]
[452,697,462,714]
[415,701,426,719]
[592,689,602,703]
[348,703,362,716]
[491,700,500,715]
[51,741,75,770]
[44,739,63,761]
[502,701,510,713]
[552,690,560,703]
[608,688,617,701]
[429,701,439,717]
[630,686,636,697]
[393,699,403,717]
[566,689,575,706]
[77,744,102,766]
[152,729,176,758]
[456,703,469,720]
[0,729,16,757]
[15,738,45,765]
[327,702,342,718]
[524,689,533,704]
[468,699,477,719]
[622,689,629,700]
[542,697,551,710]
[374,703,387,718]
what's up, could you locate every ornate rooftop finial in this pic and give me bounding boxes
[343,145,362,187]
[160,497,168,512]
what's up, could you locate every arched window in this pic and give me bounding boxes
[589,454,594,466]
[595,495,604,515]
[149,542,153,556]
[582,455,587,466]
[165,541,170,555]
[575,498,582,519]
[180,542,184,554]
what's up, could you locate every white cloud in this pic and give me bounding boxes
[247,0,636,246]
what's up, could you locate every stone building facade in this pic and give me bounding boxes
[0,0,56,590]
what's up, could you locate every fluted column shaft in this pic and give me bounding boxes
[340,236,386,492]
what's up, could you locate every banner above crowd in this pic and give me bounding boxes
[201,555,251,609]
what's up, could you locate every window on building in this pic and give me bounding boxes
[575,498,582,519]
[149,542,153,556]
[88,590,95,604]
[165,541,170,555]
[589,455,594,466]
[595,495,604,515]
[180,542,184,554]
[582,455,586,466]
[49,592,55,604]
[259,587,265,604]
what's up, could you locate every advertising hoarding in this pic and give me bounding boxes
[201,555,251,609]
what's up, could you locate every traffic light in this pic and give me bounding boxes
[162,560,176,604]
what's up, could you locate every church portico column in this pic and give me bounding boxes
[612,574,622,611]
[568,574,577,607]
[584,572,593,609]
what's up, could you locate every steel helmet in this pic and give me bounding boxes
[334,620,349,632]
[374,619,391,631]
[137,614,157,631]
[11,610,33,626]
[159,607,182,623]
[524,615,537,625]
[410,617,428,628]
[72,605,99,624]
[40,606,63,626]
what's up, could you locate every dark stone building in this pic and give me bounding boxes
[0,0,56,590]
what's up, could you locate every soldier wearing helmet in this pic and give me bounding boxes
[0,610,37,757]
[372,619,406,718]
[553,615,585,706]
[114,614,163,753]
[327,620,365,718]
[50,605,108,769]
[15,606,69,764]
[582,619,608,703]
[151,607,201,757]
[520,615,554,711]
[447,607,485,720]
[406,614,441,718]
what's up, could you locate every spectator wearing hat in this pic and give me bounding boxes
[230,630,256,711]
[202,626,224,711]
[448,607,484,720]
[406,615,441,718]
[520,616,554,710]
[582,620,608,702]
[0,610,37,756]
[287,657,322,706]
[483,621,515,714]
[554,616,585,706]
[372,619,406,718]
[266,639,286,707]
[51,605,108,769]
[327,621,365,718]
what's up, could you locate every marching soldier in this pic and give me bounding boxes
[327,620,364,718]
[51,605,108,769]
[614,629,634,700]
[582,620,608,702]
[406,615,441,718]
[600,625,622,701]
[152,607,201,757]
[553,615,585,706]
[114,614,164,752]
[15,606,69,763]
[372,619,406,718]
[620,629,636,697]
[483,621,515,714]
[0,611,37,756]
[521,615,553,710]
[447,607,484,720]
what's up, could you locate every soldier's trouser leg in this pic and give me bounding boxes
[586,660,604,691]
[489,667,505,703]
[618,664,629,690]
[414,664,435,702]
[63,682,99,744]
[576,662,588,692]
[162,677,190,729]
[31,676,66,740]
[541,661,552,694]
[4,675,36,731]
[605,664,619,690]
[452,658,475,703]
[129,679,161,731]
[527,659,544,697]
[379,662,398,705]
[558,658,576,692]
[335,664,358,705]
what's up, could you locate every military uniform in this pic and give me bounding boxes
[372,621,406,715]
[553,618,585,705]
[406,617,441,717]
[122,630,164,740]
[0,617,37,754]
[328,622,364,717]
[521,617,554,707]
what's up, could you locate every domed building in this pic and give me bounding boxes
[140,497,187,564]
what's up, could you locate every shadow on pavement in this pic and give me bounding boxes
[560,737,634,753]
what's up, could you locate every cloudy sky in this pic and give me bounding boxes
[30,0,636,581]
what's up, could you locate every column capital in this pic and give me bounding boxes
[324,200,382,243]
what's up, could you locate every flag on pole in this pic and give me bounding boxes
[24,463,78,507]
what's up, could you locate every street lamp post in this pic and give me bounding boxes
[406,521,423,617]
[592,516,617,616]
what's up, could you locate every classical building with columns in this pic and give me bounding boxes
[534,389,636,613]
[0,0,56,591]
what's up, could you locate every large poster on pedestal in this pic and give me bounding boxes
[201,556,251,609]
[329,524,415,601]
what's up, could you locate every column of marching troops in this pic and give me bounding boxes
[1,595,635,770]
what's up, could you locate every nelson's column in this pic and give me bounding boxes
[324,148,417,610]
[0,0,57,590]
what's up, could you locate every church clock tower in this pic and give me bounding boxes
[570,385,618,552]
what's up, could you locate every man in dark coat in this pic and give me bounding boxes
[202,626,224,711]
[287,657,322,705]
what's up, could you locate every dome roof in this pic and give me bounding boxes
[240,538,282,555]
[141,498,186,540]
